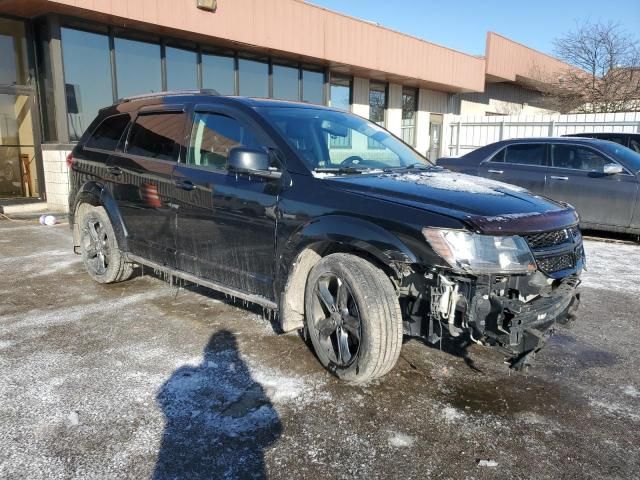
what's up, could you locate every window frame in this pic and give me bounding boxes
[123,106,188,163]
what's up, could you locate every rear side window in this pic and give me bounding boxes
[503,144,546,166]
[86,114,130,151]
[630,139,640,153]
[126,112,186,161]
[188,112,259,170]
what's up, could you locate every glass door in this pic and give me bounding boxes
[0,17,40,198]
[428,114,443,161]
[0,93,37,197]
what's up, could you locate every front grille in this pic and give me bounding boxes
[524,226,583,275]
[524,229,571,249]
[536,253,575,274]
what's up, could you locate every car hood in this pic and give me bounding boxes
[324,168,578,235]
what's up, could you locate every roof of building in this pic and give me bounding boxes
[0,0,576,94]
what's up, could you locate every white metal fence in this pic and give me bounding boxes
[443,112,640,157]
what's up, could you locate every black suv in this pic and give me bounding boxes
[68,91,583,382]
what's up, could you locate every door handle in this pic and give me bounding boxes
[550,176,569,181]
[488,169,504,174]
[108,166,122,176]
[175,180,196,191]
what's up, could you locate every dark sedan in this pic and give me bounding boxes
[438,137,640,234]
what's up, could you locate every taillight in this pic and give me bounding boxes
[66,152,74,169]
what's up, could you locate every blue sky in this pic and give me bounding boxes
[308,0,640,57]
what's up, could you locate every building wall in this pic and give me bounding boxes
[42,145,72,212]
[455,82,555,116]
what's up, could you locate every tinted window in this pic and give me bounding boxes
[166,47,197,90]
[188,113,259,170]
[272,64,299,101]
[503,144,546,166]
[401,88,417,146]
[551,144,614,172]
[127,112,185,161]
[114,38,161,98]
[238,59,268,97]
[202,54,235,95]
[302,70,324,105]
[369,82,386,125]
[630,139,640,153]
[0,18,28,85]
[86,114,130,151]
[61,28,114,141]
[330,76,351,111]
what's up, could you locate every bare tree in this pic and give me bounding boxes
[540,21,640,113]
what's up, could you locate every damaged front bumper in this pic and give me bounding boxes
[403,225,584,369]
[404,270,581,368]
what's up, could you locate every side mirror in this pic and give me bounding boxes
[227,146,281,179]
[603,164,624,175]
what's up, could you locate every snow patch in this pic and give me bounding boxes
[388,432,416,448]
[382,171,526,196]
[581,240,640,295]
[442,406,465,423]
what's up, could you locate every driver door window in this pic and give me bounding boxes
[188,112,259,170]
[551,144,614,172]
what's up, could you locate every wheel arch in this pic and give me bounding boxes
[71,182,128,252]
[278,215,417,332]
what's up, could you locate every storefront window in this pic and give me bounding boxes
[402,87,417,146]
[166,46,197,90]
[61,28,113,141]
[238,59,268,98]
[114,37,161,98]
[369,82,386,126]
[303,70,324,105]
[202,54,235,95]
[272,64,299,101]
[0,18,29,86]
[329,75,351,111]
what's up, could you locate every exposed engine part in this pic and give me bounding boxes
[400,266,581,369]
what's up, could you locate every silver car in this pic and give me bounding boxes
[438,137,640,235]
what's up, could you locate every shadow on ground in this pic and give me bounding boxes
[153,330,282,479]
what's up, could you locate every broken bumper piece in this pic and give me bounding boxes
[407,271,581,369]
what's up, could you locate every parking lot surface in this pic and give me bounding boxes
[1,220,639,479]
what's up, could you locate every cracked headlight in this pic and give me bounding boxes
[422,228,536,275]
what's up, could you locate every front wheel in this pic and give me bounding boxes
[304,253,403,383]
[79,205,133,284]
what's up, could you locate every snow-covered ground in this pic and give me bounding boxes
[0,221,639,479]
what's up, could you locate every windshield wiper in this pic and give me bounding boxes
[313,167,365,174]
[385,163,436,172]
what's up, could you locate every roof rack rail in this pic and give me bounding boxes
[116,89,220,104]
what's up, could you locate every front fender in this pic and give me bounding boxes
[280,215,419,272]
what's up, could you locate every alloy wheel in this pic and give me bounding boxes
[310,273,362,367]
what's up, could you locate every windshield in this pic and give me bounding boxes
[599,141,640,172]
[256,107,431,173]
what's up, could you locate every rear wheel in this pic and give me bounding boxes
[304,253,403,383]
[79,205,133,284]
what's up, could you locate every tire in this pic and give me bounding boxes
[78,205,133,284]
[304,253,403,383]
